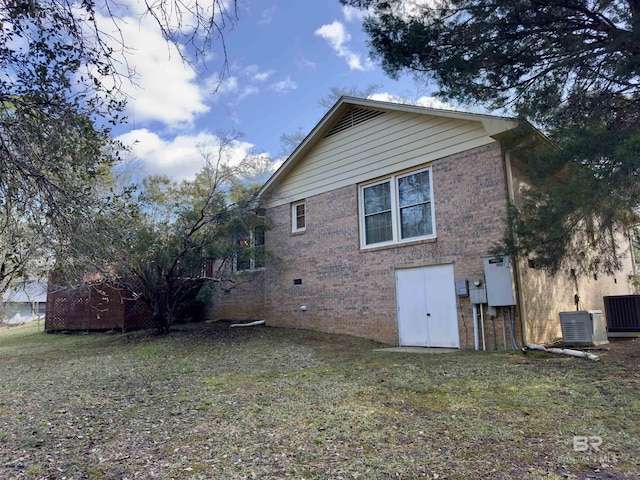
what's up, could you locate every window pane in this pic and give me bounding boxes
[400,204,432,239]
[398,170,430,208]
[295,203,305,229]
[365,211,393,244]
[363,182,391,215]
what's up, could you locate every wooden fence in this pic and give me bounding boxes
[45,282,153,333]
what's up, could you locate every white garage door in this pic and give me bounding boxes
[395,264,460,348]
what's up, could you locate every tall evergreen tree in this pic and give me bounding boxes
[343,0,640,273]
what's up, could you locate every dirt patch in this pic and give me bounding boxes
[594,336,640,368]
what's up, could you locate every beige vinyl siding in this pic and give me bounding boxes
[264,110,497,208]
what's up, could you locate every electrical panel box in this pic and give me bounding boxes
[455,278,469,297]
[483,255,516,307]
[468,274,487,304]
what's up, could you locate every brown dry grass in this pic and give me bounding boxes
[0,321,639,479]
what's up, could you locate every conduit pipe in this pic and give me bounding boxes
[501,309,507,351]
[473,304,479,350]
[480,303,486,351]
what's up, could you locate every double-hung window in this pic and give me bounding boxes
[360,167,435,247]
[292,201,306,233]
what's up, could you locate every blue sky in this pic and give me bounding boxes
[106,1,451,181]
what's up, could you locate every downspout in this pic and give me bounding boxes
[503,150,599,361]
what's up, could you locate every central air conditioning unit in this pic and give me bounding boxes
[559,310,609,346]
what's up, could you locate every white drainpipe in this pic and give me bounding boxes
[473,304,479,350]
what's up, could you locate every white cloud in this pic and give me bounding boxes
[211,63,292,107]
[95,7,209,129]
[242,64,273,82]
[368,92,408,103]
[258,6,276,25]
[208,74,260,102]
[314,21,371,71]
[393,0,442,20]
[414,95,459,110]
[369,92,457,111]
[117,129,279,184]
[270,76,297,93]
[346,52,367,71]
[117,129,231,181]
[214,76,239,95]
[342,5,368,22]
[316,21,349,47]
[254,71,272,82]
[238,86,260,101]
[297,58,317,70]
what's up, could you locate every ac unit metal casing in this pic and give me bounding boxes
[559,310,609,346]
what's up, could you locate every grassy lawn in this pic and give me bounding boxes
[0,321,638,479]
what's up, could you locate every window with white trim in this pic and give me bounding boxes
[360,167,435,247]
[292,201,306,233]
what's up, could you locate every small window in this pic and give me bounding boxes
[292,201,306,232]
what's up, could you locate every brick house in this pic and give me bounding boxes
[211,97,635,349]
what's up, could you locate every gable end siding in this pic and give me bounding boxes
[263,110,497,209]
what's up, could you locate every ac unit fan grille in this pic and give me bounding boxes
[562,319,591,343]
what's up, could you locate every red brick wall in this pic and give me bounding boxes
[263,143,512,347]
[209,270,266,321]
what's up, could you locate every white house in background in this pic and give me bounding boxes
[1,280,47,324]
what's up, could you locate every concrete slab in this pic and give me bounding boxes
[373,347,458,354]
